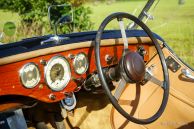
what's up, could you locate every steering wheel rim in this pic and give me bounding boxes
[95,12,169,124]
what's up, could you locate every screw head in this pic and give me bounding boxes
[105,54,112,62]
[40,59,47,66]
[68,54,75,59]
[49,94,56,100]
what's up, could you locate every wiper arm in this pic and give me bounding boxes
[127,0,159,29]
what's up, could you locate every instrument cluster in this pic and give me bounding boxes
[19,52,89,91]
[0,44,150,103]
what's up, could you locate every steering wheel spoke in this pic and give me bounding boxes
[118,18,129,51]
[144,68,164,89]
[114,78,127,100]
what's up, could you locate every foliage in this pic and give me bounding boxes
[58,6,93,33]
[0,0,93,38]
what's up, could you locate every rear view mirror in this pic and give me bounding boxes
[48,4,73,35]
[3,22,16,37]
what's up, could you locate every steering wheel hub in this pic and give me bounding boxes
[123,51,145,82]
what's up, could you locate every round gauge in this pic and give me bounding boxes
[20,63,40,88]
[73,52,89,75]
[45,56,71,91]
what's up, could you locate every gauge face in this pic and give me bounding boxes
[20,63,40,88]
[73,53,88,75]
[45,56,71,91]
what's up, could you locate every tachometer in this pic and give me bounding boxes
[73,52,88,75]
[45,56,71,91]
[20,63,40,88]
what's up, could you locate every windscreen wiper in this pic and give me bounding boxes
[128,0,159,29]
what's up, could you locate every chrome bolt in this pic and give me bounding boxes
[68,54,75,59]
[40,59,47,66]
[105,54,112,62]
[49,94,56,100]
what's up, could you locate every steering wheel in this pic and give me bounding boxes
[95,12,169,124]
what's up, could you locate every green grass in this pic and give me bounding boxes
[0,0,193,67]
[85,1,147,28]
[146,0,194,67]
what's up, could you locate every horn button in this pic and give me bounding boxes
[123,52,145,82]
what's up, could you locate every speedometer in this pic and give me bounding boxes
[45,56,71,91]
[73,52,88,75]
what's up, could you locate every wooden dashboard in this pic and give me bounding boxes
[0,43,150,103]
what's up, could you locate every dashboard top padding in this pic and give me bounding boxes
[0,30,164,58]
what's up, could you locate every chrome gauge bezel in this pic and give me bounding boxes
[45,55,71,91]
[73,52,89,75]
[19,62,41,88]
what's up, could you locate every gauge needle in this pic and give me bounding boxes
[79,61,82,67]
